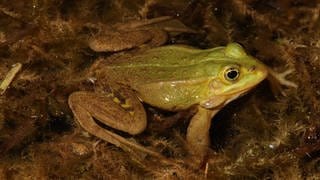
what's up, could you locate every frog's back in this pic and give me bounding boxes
[92,45,227,85]
[106,45,225,67]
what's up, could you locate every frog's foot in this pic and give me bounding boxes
[116,16,173,30]
[123,16,197,34]
[267,68,297,96]
[268,68,297,88]
[88,30,154,52]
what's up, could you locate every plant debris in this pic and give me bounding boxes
[0,63,22,95]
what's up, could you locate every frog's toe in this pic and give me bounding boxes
[267,68,298,96]
[268,68,298,88]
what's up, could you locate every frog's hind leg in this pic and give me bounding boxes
[68,91,164,159]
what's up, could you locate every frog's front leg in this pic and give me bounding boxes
[68,91,164,158]
[186,106,219,164]
[266,67,297,96]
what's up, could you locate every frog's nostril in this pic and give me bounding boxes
[248,65,256,72]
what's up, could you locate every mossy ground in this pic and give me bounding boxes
[0,0,319,179]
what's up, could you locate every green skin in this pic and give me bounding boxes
[68,43,268,163]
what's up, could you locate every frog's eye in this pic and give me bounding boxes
[224,67,240,81]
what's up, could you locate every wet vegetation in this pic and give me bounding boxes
[0,0,320,179]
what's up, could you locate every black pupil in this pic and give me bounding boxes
[227,69,238,79]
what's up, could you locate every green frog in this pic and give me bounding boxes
[68,42,269,161]
[68,17,295,165]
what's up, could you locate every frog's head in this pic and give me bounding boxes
[200,43,268,109]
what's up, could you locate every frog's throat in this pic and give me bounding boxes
[200,85,255,109]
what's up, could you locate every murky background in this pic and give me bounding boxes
[0,0,319,179]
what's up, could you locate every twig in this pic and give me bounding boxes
[0,63,22,95]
